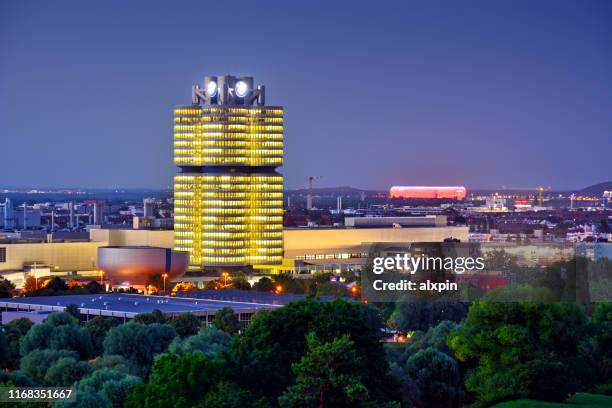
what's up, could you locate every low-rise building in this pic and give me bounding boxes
[0,293,283,325]
[89,224,468,274]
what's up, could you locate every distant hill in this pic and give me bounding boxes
[286,186,382,195]
[576,181,612,196]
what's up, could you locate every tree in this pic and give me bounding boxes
[85,316,119,356]
[43,356,92,386]
[232,277,252,290]
[0,327,9,369]
[231,298,397,405]
[202,381,271,408]
[534,258,591,302]
[8,370,36,387]
[20,312,93,359]
[585,258,612,303]
[133,308,168,325]
[591,303,612,384]
[103,322,176,377]
[204,280,219,290]
[253,277,274,292]
[389,301,466,332]
[170,313,201,338]
[278,333,388,408]
[168,325,231,357]
[404,348,464,407]
[482,285,555,302]
[172,282,197,292]
[316,282,348,297]
[485,248,518,270]
[448,301,591,405]
[4,318,33,369]
[67,279,83,289]
[39,277,69,293]
[56,368,142,408]
[307,281,319,296]
[22,276,88,297]
[213,307,240,334]
[22,276,42,293]
[125,352,230,408]
[19,349,79,385]
[405,320,459,357]
[84,280,104,294]
[523,358,580,401]
[273,274,306,294]
[64,304,80,319]
[91,354,135,375]
[0,277,16,298]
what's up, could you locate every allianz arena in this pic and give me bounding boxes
[98,246,188,286]
[389,186,467,199]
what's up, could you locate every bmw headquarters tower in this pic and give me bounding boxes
[173,75,284,271]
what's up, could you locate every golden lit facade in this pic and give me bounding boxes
[173,107,283,167]
[173,75,284,270]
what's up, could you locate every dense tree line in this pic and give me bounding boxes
[21,276,105,297]
[164,271,359,297]
[0,288,611,406]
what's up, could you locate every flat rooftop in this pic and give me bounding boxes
[0,292,288,319]
[175,289,334,305]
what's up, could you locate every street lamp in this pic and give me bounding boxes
[221,272,229,286]
[162,273,168,295]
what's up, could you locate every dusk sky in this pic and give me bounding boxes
[1,0,611,191]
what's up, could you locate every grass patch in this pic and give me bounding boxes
[493,400,567,407]
[492,392,612,408]
[590,384,612,396]
[566,392,612,406]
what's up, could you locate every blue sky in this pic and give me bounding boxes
[1,0,610,190]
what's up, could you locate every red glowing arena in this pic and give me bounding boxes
[390,186,467,199]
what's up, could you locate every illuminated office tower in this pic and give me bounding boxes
[173,75,284,270]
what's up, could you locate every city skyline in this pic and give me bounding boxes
[1,0,611,191]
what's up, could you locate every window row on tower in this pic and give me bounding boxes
[173,130,283,140]
[173,106,284,168]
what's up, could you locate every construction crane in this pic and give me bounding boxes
[500,186,550,207]
[307,176,322,210]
